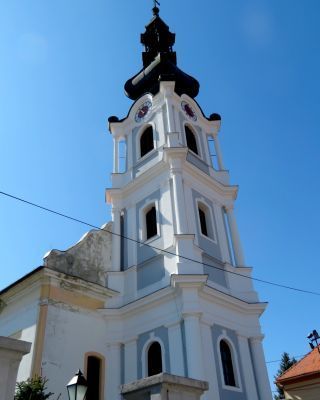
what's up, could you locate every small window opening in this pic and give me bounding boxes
[140,126,154,158]
[119,139,127,173]
[199,207,208,237]
[223,208,236,266]
[146,205,157,240]
[220,340,236,387]
[86,356,101,400]
[185,126,198,155]
[147,342,163,376]
[207,136,218,169]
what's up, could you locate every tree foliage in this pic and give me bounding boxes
[274,352,297,400]
[15,376,54,400]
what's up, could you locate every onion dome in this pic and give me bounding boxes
[124,6,200,100]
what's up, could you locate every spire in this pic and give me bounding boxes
[140,5,176,69]
[124,6,199,100]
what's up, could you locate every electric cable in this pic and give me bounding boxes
[1,190,320,297]
[266,354,305,364]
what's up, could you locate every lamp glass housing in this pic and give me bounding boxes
[67,370,88,400]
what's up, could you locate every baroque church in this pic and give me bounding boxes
[0,6,272,400]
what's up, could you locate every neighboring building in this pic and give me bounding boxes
[276,347,320,399]
[0,6,272,400]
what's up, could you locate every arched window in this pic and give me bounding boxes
[86,355,103,400]
[140,126,154,158]
[146,205,157,240]
[198,206,208,237]
[220,340,236,387]
[147,342,163,376]
[197,202,215,240]
[185,125,198,155]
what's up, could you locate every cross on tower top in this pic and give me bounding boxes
[152,0,160,16]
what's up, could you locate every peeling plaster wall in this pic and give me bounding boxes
[44,222,112,286]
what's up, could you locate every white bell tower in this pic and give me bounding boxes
[104,6,272,400]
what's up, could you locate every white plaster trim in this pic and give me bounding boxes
[107,159,237,207]
[141,336,166,378]
[216,334,243,392]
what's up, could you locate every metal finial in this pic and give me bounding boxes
[152,0,160,15]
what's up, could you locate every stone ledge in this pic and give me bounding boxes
[121,372,208,394]
[0,336,31,355]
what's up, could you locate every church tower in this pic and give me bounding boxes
[105,5,272,400]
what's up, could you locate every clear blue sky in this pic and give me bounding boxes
[1,0,320,393]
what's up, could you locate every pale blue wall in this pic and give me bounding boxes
[211,325,247,400]
[191,189,222,260]
[186,152,210,174]
[137,255,165,290]
[202,254,228,288]
[135,189,163,265]
[137,325,170,379]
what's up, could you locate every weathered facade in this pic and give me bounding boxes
[0,6,272,400]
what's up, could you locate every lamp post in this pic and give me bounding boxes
[307,329,320,353]
[66,370,88,400]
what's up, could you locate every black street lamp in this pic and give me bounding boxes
[66,370,88,400]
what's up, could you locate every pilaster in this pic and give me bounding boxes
[183,313,204,380]
[249,336,272,400]
[167,322,185,376]
[124,337,138,384]
[237,332,259,400]
[106,342,122,400]
[200,322,221,400]
[225,205,245,267]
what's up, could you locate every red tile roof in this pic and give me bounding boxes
[277,347,320,384]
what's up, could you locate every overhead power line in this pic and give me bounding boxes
[1,190,320,297]
[266,354,305,364]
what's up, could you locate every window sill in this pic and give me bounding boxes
[137,148,157,164]
[141,234,161,245]
[199,232,218,245]
[221,384,242,392]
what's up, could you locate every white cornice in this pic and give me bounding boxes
[200,284,267,316]
[106,159,169,203]
[183,162,238,200]
[106,150,238,204]
[99,285,175,320]
[100,278,267,322]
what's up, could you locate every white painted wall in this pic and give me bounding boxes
[42,304,110,400]
[0,336,31,400]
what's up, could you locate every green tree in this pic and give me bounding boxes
[274,352,297,400]
[15,376,55,400]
